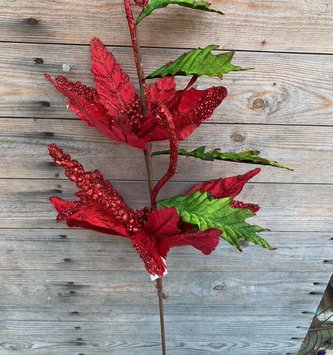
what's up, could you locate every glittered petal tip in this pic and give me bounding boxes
[187,168,261,199]
[48,144,141,235]
[50,196,130,237]
[131,230,167,277]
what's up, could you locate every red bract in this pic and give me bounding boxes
[187,168,261,213]
[49,144,220,277]
[45,38,227,150]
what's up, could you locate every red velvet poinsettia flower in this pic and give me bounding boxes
[45,38,227,150]
[48,144,220,278]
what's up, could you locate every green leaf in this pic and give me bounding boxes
[137,0,224,23]
[146,45,250,79]
[159,191,271,250]
[152,146,293,171]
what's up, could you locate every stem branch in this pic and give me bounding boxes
[123,2,166,355]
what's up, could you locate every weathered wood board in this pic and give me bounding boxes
[0,0,332,354]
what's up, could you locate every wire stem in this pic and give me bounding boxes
[156,278,167,355]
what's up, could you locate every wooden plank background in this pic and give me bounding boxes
[0,1,332,354]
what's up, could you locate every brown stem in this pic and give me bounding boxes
[124,0,147,114]
[144,147,154,195]
[124,2,166,355]
[124,0,153,198]
[156,278,167,355]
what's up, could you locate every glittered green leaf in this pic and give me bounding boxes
[152,146,293,171]
[146,45,250,79]
[159,191,271,250]
[137,0,224,23]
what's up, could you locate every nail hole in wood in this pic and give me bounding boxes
[34,57,44,64]
[26,17,39,26]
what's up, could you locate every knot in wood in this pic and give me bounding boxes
[213,283,225,291]
[252,97,265,110]
[232,133,245,143]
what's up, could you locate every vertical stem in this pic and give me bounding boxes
[144,147,154,195]
[156,278,167,355]
[123,2,166,355]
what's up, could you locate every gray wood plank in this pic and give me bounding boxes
[0,229,331,274]
[0,1,332,53]
[1,117,333,183]
[1,179,333,231]
[0,329,302,355]
[0,43,332,125]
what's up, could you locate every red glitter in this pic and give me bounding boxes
[48,144,140,234]
[187,169,262,214]
[48,145,220,277]
[231,200,260,214]
[150,103,179,207]
[134,0,148,7]
[45,39,227,150]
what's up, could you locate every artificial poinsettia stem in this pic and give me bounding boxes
[124,2,166,355]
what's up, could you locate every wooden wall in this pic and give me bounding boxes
[0,1,332,354]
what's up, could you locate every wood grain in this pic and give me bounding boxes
[0,1,332,354]
[0,1,332,53]
[1,117,332,183]
[0,230,331,274]
[1,179,333,232]
[0,43,332,125]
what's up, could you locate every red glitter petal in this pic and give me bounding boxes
[90,38,143,134]
[131,230,167,277]
[141,84,228,142]
[144,207,180,236]
[50,197,130,237]
[48,144,141,235]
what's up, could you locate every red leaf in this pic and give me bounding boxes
[157,229,220,258]
[187,168,261,198]
[50,197,130,237]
